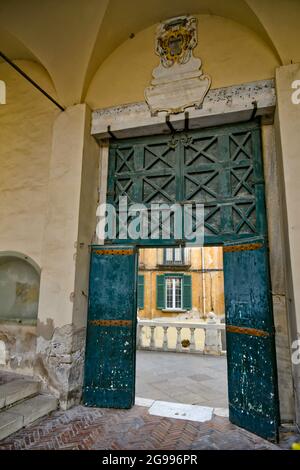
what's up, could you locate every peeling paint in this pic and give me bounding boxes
[0,322,37,375]
[35,322,86,409]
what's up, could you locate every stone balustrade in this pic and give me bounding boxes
[137,315,226,355]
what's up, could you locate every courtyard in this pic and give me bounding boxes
[0,352,299,450]
[136,351,228,408]
[0,0,300,453]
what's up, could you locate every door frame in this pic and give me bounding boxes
[85,113,294,434]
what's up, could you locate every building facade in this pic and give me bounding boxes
[138,247,224,319]
[0,0,300,437]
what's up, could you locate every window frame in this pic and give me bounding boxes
[163,247,185,265]
[165,276,183,310]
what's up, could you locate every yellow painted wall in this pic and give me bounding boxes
[138,247,224,319]
[86,14,280,109]
[0,60,58,267]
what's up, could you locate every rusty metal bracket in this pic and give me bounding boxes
[166,115,176,134]
[250,100,258,121]
[166,112,190,134]
[89,319,132,327]
[226,325,273,338]
[107,125,118,139]
[184,111,189,131]
[94,248,135,255]
[223,242,263,253]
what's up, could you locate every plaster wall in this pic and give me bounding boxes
[86,14,279,109]
[0,60,57,266]
[0,60,57,375]
[261,124,295,422]
[35,104,100,408]
[275,64,300,425]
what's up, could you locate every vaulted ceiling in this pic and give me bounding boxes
[0,0,299,106]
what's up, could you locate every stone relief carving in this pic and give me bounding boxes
[145,16,211,115]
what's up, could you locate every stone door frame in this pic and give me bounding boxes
[90,79,295,423]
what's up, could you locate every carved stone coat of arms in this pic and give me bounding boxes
[145,16,211,115]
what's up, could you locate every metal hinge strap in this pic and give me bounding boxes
[223,242,263,253]
[94,249,135,256]
[226,325,273,338]
[89,320,132,327]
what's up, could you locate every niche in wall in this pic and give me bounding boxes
[0,254,40,323]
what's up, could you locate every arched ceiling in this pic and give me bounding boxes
[0,0,299,106]
[0,27,37,62]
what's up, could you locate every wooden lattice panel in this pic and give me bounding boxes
[107,120,265,245]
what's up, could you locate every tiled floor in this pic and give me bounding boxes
[0,356,298,450]
[0,404,279,450]
[136,350,228,408]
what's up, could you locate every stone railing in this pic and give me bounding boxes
[137,315,226,355]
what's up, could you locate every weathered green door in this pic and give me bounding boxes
[223,240,280,441]
[83,246,137,408]
[86,120,280,440]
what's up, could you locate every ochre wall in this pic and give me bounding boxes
[86,14,280,109]
[0,60,57,375]
[0,60,58,266]
[138,247,225,320]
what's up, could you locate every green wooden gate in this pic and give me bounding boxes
[223,240,279,441]
[83,246,137,408]
[85,120,280,441]
[107,120,265,245]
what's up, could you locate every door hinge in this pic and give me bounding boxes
[223,242,263,253]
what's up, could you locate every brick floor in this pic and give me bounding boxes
[0,404,280,450]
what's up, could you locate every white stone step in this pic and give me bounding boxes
[0,379,41,410]
[0,411,23,441]
[0,395,58,440]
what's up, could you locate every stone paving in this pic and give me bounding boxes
[0,404,279,450]
[0,354,298,450]
[136,350,228,408]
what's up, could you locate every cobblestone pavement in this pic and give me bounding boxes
[136,351,228,408]
[0,404,280,450]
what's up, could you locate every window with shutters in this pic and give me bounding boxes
[156,273,192,311]
[166,277,182,309]
[137,274,144,309]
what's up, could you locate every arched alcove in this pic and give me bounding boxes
[0,252,40,323]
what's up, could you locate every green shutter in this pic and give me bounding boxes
[183,275,192,310]
[137,274,144,309]
[156,275,165,309]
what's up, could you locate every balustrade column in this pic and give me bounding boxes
[136,324,142,348]
[176,327,182,352]
[162,326,169,351]
[150,326,156,349]
[190,327,196,352]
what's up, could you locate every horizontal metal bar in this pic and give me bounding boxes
[89,319,132,327]
[0,51,65,112]
[94,248,135,255]
[226,325,273,337]
[223,242,263,253]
